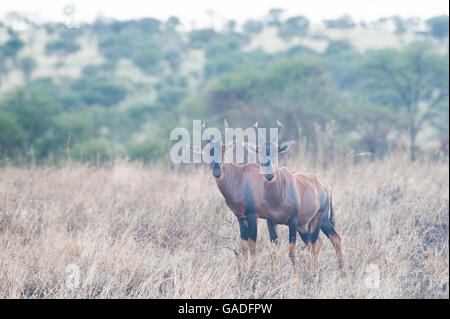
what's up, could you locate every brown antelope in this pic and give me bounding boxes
[244,121,345,278]
[192,120,264,272]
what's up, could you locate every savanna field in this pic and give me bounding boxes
[0,152,448,298]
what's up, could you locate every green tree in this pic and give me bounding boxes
[132,45,162,74]
[204,55,244,80]
[324,15,356,29]
[363,42,449,160]
[45,39,81,56]
[267,8,284,27]
[0,58,8,88]
[0,88,62,158]
[166,16,180,31]
[189,29,218,48]
[0,36,24,58]
[278,16,309,40]
[156,87,187,109]
[81,61,116,77]
[243,20,264,34]
[136,18,161,33]
[71,77,128,107]
[393,16,407,35]
[45,38,81,67]
[193,57,339,147]
[0,111,26,157]
[336,103,397,156]
[0,36,23,86]
[325,40,354,56]
[164,50,182,72]
[426,15,449,41]
[98,36,131,60]
[205,38,240,59]
[18,57,37,84]
[227,20,237,33]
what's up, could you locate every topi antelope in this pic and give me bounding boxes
[192,120,265,272]
[244,121,345,278]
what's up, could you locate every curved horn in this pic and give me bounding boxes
[252,121,267,144]
[271,120,283,142]
[276,120,283,136]
[252,121,258,134]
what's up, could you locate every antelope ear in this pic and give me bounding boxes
[242,141,258,153]
[278,140,294,153]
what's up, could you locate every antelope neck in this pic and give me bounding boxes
[263,170,285,201]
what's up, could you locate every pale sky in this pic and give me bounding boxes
[1,0,448,29]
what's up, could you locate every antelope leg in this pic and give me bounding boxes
[267,219,278,277]
[237,218,249,267]
[288,217,298,281]
[310,234,322,271]
[329,232,345,275]
[247,213,257,272]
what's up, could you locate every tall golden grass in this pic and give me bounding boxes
[0,152,448,298]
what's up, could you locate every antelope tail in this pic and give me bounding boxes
[329,194,335,228]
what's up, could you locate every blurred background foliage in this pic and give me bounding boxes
[0,10,448,164]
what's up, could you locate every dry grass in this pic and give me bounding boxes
[0,153,448,298]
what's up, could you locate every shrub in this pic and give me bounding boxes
[45,39,81,56]
[189,29,218,48]
[0,37,24,58]
[131,46,162,74]
[72,139,114,162]
[126,140,167,162]
[243,20,264,34]
[0,111,26,157]
[71,77,128,107]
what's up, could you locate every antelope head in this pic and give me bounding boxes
[191,120,235,179]
[244,121,294,182]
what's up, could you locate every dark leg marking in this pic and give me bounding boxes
[288,184,299,244]
[320,192,337,238]
[288,184,300,281]
[298,230,311,245]
[243,183,257,242]
[308,211,322,244]
[243,183,257,273]
[238,218,248,241]
[267,219,278,243]
[247,213,257,242]
[267,219,278,276]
